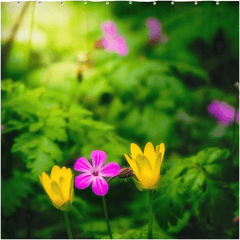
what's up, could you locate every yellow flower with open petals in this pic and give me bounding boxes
[39,166,74,211]
[124,142,165,190]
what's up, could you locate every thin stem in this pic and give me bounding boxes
[148,190,153,239]
[102,195,113,239]
[63,211,73,239]
[28,2,36,67]
[2,2,31,71]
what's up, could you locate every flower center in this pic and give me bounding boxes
[92,171,99,177]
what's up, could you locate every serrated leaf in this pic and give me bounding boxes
[195,148,230,165]
[154,177,185,230]
[29,122,43,132]
[11,133,38,154]
[39,136,63,161]
[1,170,33,216]
[191,171,205,191]
[199,178,235,226]
[203,164,224,177]
[43,126,67,142]
[27,148,55,178]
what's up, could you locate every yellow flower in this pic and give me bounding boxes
[124,142,165,190]
[39,165,74,211]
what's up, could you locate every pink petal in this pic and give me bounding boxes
[236,110,239,124]
[102,36,116,52]
[74,157,92,173]
[102,21,118,37]
[75,173,93,189]
[100,162,121,177]
[92,176,109,196]
[146,17,162,40]
[114,35,128,56]
[207,101,235,126]
[91,150,107,170]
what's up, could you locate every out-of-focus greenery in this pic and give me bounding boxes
[1,1,239,239]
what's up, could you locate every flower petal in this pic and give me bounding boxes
[92,176,109,196]
[146,17,162,40]
[131,143,143,160]
[40,172,51,197]
[124,154,140,178]
[91,150,107,170]
[74,157,93,173]
[144,142,156,168]
[75,173,93,189]
[154,152,162,177]
[50,165,61,183]
[236,110,239,124]
[114,35,128,56]
[69,175,74,204]
[100,162,121,177]
[207,101,235,126]
[50,180,65,208]
[102,36,116,52]
[102,21,118,37]
[135,154,157,189]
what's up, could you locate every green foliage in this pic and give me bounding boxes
[1,1,239,239]
[2,170,34,216]
[154,147,234,237]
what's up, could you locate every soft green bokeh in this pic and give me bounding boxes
[1,1,239,239]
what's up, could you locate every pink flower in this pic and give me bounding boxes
[101,21,128,56]
[207,100,239,127]
[145,17,168,45]
[74,150,121,196]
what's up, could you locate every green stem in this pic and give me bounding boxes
[102,195,113,239]
[63,211,73,239]
[28,2,36,67]
[148,190,153,239]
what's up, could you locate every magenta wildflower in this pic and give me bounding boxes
[74,150,121,196]
[207,100,239,127]
[101,21,128,56]
[145,17,168,45]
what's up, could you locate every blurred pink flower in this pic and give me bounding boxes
[101,21,128,56]
[207,100,239,126]
[74,150,121,196]
[145,17,168,45]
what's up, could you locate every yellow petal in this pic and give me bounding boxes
[124,154,140,180]
[144,142,156,168]
[156,145,160,155]
[130,143,143,160]
[50,180,65,208]
[132,177,143,191]
[154,152,162,178]
[69,175,74,204]
[41,172,52,198]
[159,143,165,164]
[135,154,153,185]
[50,165,61,184]
[58,167,72,201]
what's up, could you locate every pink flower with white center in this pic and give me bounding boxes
[101,21,128,56]
[74,150,121,196]
[207,100,239,127]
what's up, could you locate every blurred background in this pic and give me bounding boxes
[1,1,239,239]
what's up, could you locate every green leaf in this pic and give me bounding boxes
[168,211,191,234]
[43,125,67,142]
[195,148,230,165]
[154,177,186,230]
[2,170,33,216]
[39,136,63,161]
[115,230,173,239]
[198,178,235,226]
[12,133,38,155]
[27,148,55,178]
[29,122,43,132]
